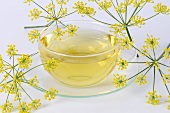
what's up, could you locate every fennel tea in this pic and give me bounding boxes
[39,29,120,87]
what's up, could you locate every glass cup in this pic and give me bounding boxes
[38,20,121,87]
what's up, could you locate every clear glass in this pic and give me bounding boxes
[36,20,137,98]
[38,20,121,87]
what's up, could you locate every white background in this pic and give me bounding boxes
[0,0,170,113]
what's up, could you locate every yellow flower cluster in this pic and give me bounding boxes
[52,28,65,40]
[110,24,126,36]
[56,0,69,5]
[117,58,128,70]
[154,3,170,15]
[140,45,149,56]
[29,8,42,21]
[115,2,126,14]
[146,90,162,105]
[135,74,147,85]
[130,15,145,27]
[119,37,134,50]
[162,74,170,84]
[98,0,112,11]
[166,95,170,110]
[132,0,154,7]
[18,102,31,113]
[28,29,40,43]
[57,8,68,18]
[112,74,127,88]
[67,24,79,37]
[13,72,25,84]
[44,58,59,72]
[163,48,170,60]
[44,88,58,100]
[46,3,55,13]
[0,55,6,73]
[73,1,96,16]
[24,0,34,5]
[14,92,22,101]
[29,99,41,109]
[17,54,33,69]
[0,101,13,113]
[28,75,39,87]
[6,44,18,57]
[145,35,160,49]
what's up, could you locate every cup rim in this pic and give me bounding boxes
[38,20,120,58]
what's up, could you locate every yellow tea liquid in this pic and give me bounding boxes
[39,29,120,87]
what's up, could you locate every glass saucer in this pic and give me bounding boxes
[33,48,138,98]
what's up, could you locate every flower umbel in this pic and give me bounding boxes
[119,37,134,50]
[112,74,127,88]
[29,99,41,109]
[0,101,13,113]
[162,74,170,84]
[0,45,58,112]
[163,48,170,60]
[154,3,170,15]
[52,28,65,40]
[28,75,39,87]
[28,29,40,43]
[117,58,128,70]
[29,8,42,21]
[6,44,18,57]
[17,54,32,69]
[24,0,34,5]
[67,24,79,37]
[44,88,58,100]
[18,102,31,113]
[98,0,112,11]
[145,35,160,49]
[44,58,59,72]
[135,74,147,85]
[146,90,162,105]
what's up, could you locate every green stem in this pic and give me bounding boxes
[17,82,33,101]
[125,27,132,41]
[125,0,128,23]
[115,0,125,23]
[18,64,44,78]
[128,62,146,63]
[111,0,124,23]
[132,45,154,61]
[127,5,139,25]
[144,13,159,21]
[153,48,156,60]
[58,21,67,27]
[5,84,13,103]
[29,52,39,57]
[13,56,14,76]
[5,70,13,79]
[89,16,112,25]
[157,43,170,61]
[1,80,13,86]
[23,81,47,92]
[58,11,77,19]
[159,70,170,95]
[24,21,54,29]
[153,66,156,92]
[57,4,63,18]
[50,0,56,17]
[128,64,152,80]
[134,2,147,16]
[95,0,122,24]
[158,62,170,68]
[32,1,51,15]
